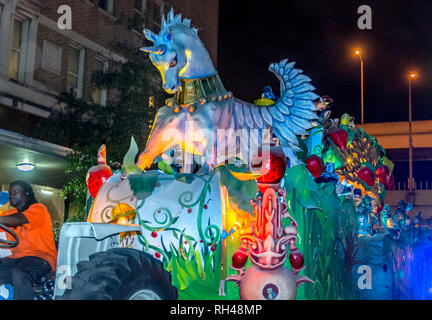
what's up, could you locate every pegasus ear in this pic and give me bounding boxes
[143,29,157,43]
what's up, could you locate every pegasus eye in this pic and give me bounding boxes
[169,55,178,68]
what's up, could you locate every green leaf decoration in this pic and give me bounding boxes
[284,164,317,192]
[174,173,195,184]
[171,216,180,225]
[128,170,160,199]
[170,244,189,290]
[168,239,207,292]
[296,136,310,161]
[322,144,344,169]
[160,235,170,259]
[158,160,174,175]
[313,279,323,299]
[219,163,262,181]
[178,279,225,300]
[284,164,321,209]
[172,230,179,240]
[340,125,355,145]
[218,165,258,214]
[122,136,140,174]
[297,189,320,209]
[195,250,205,278]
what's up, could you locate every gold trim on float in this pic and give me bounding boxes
[174,73,229,106]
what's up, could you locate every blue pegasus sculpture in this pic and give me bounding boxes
[137,9,319,172]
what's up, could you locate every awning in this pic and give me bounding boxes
[0,128,71,189]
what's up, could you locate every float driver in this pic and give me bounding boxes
[0,180,57,299]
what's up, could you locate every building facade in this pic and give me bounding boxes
[0,0,219,222]
[359,121,432,218]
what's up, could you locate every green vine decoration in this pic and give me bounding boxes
[178,191,198,207]
[177,169,221,246]
[137,234,170,266]
[132,163,257,274]
[136,207,179,232]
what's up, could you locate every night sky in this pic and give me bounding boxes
[217,0,432,123]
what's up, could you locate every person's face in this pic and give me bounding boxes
[354,195,362,206]
[9,185,26,210]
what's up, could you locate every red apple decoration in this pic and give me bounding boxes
[376,165,390,184]
[252,145,287,184]
[289,251,304,270]
[328,129,348,150]
[304,155,325,178]
[376,165,394,189]
[357,165,376,187]
[232,247,248,269]
[86,145,112,198]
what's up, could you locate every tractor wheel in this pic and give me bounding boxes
[58,248,177,300]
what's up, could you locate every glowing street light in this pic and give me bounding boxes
[354,49,364,124]
[408,71,417,197]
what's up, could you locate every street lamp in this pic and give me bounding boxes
[354,49,364,124]
[408,71,417,198]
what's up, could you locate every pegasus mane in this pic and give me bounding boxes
[161,9,198,34]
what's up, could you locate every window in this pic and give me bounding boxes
[8,18,30,82]
[98,0,114,15]
[67,46,85,98]
[135,0,147,13]
[132,0,147,31]
[41,40,62,75]
[91,59,108,106]
[152,1,165,28]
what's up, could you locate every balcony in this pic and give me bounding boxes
[386,179,432,218]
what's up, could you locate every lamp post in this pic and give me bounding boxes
[408,72,417,200]
[355,49,364,124]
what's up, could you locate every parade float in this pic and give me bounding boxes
[60,10,431,300]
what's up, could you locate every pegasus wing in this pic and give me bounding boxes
[233,59,318,152]
[268,59,319,151]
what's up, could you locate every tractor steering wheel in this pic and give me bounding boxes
[0,223,19,249]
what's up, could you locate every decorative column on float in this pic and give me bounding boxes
[226,139,313,300]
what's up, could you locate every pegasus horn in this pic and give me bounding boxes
[139,45,166,55]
